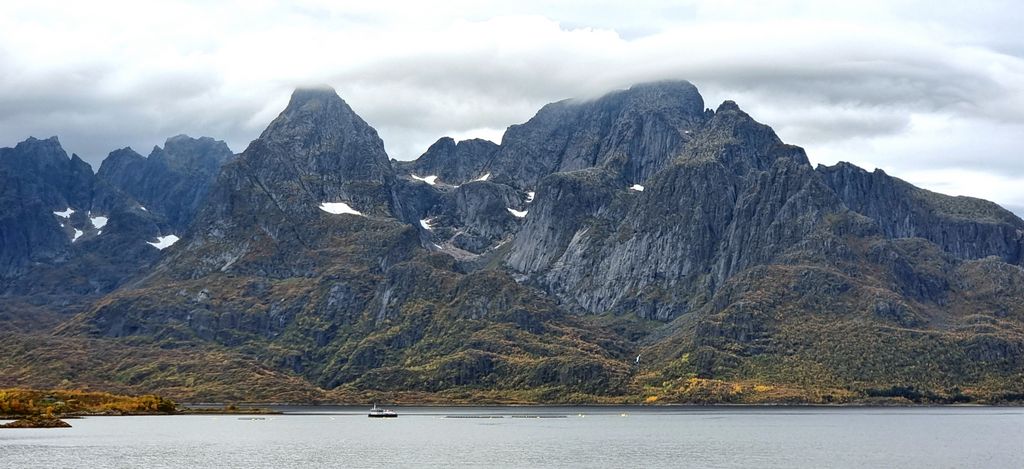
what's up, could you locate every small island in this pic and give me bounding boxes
[2,415,72,428]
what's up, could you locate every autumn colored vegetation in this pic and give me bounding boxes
[0,388,175,417]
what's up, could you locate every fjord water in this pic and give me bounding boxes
[1,407,1021,468]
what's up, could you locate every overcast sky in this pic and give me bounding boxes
[1,0,1022,214]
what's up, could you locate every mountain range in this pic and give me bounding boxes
[2,80,1022,404]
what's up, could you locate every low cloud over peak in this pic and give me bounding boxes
[0,0,1021,214]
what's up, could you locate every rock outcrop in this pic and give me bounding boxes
[0,139,158,301]
[394,137,498,185]
[1,416,72,428]
[818,162,1024,264]
[421,180,525,254]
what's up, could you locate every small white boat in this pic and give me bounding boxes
[367,404,397,418]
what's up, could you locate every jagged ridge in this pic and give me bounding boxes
[0,80,1022,404]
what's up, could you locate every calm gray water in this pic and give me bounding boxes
[1,406,1021,468]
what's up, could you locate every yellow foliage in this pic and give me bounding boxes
[753,384,774,393]
[644,395,659,403]
[0,388,175,416]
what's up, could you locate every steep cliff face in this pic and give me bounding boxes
[506,168,623,274]
[818,162,1024,264]
[482,80,708,189]
[97,135,232,231]
[394,137,498,185]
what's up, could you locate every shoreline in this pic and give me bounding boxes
[162,401,1024,410]
[3,403,1020,422]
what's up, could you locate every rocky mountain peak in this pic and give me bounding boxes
[166,85,403,278]
[715,100,741,113]
[5,136,71,171]
[1,136,95,210]
[232,85,396,218]
[16,135,62,148]
[96,139,230,232]
[479,80,711,189]
[394,137,499,186]
[680,98,795,175]
[145,136,234,199]
[68,153,92,172]
[99,147,145,168]
[0,136,162,296]
[818,160,1024,263]
[159,135,232,168]
[428,136,457,152]
[286,85,343,108]
[259,86,364,141]
[618,80,705,116]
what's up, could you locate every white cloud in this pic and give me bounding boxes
[0,0,1021,214]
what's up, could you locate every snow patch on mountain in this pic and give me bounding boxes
[319,202,363,216]
[411,174,439,185]
[148,234,180,250]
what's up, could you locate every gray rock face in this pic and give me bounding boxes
[73,86,630,396]
[506,168,622,274]
[505,105,844,319]
[818,162,1024,264]
[711,152,845,283]
[391,178,445,226]
[97,135,232,231]
[425,181,525,254]
[393,173,527,256]
[482,80,708,189]
[685,100,792,176]
[394,137,498,185]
